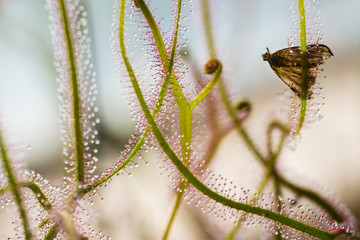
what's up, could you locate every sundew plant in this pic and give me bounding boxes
[0,0,359,239]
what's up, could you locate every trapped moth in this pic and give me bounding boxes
[262,44,333,98]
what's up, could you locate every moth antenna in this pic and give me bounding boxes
[266,47,270,53]
[287,38,290,47]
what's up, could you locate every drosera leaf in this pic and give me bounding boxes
[46,0,100,188]
[44,223,58,240]
[84,0,182,193]
[0,126,33,240]
[189,58,222,110]
[21,181,52,210]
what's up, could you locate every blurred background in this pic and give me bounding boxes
[0,0,359,239]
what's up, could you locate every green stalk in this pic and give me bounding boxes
[135,0,169,70]
[135,0,190,160]
[22,182,52,210]
[164,110,191,240]
[131,3,222,239]
[135,0,186,103]
[79,75,169,195]
[201,0,266,165]
[44,224,58,240]
[189,60,222,110]
[81,0,181,196]
[218,75,267,165]
[277,175,343,222]
[136,0,191,165]
[162,191,184,240]
[299,0,307,58]
[157,1,192,238]
[297,0,308,133]
[135,2,201,238]
[201,0,216,58]
[164,39,223,240]
[225,122,289,240]
[0,129,32,239]
[58,0,85,183]
[224,173,273,240]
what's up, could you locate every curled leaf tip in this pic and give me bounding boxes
[204,58,220,74]
[235,100,251,122]
[268,121,290,136]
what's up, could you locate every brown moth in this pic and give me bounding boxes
[262,44,333,98]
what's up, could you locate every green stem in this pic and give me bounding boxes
[266,121,290,157]
[225,122,288,240]
[135,0,168,70]
[277,175,343,222]
[166,57,223,240]
[135,0,189,137]
[80,79,169,196]
[136,1,191,237]
[164,59,224,237]
[136,0,190,157]
[170,105,191,239]
[135,0,181,90]
[221,79,266,165]
[168,0,182,75]
[22,182,52,210]
[297,0,308,134]
[44,224,58,240]
[224,171,273,240]
[58,0,84,183]
[189,60,222,110]
[200,0,266,165]
[299,0,307,53]
[201,0,216,58]
[0,129,32,239]
[81,0,182,196]
[165,0,193,237]
[162,191,184,240]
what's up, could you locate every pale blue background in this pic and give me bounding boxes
[0,1,359,238]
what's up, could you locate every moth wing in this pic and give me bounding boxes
[307,44,333,66]
[264,44,332,99]
[270,65,316,98]
[272,44,333,68]
[271,47,302,67]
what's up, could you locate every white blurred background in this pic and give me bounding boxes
[0,0,359,239]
